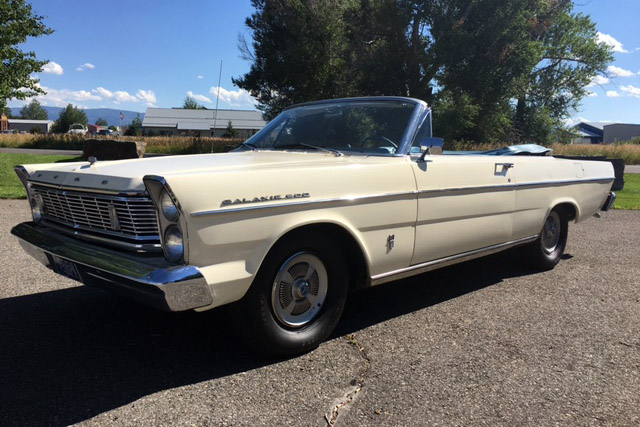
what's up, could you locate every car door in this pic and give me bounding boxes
[409,155,516,265]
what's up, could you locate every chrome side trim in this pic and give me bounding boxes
[515,177,614,189]
[192,176,614,217]
[417,177,614,198]
[191,191,418,217]
[419,184,515,197]
[370,235,538,286]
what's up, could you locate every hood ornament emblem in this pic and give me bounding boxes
[88,156,97,165]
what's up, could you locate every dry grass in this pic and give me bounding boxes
[0,134,244,154]
[550,143,640,166]
[1,134,639,163]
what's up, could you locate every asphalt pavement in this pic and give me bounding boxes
[0,200,638,426]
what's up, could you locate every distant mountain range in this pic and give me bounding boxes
[10,107,144,126]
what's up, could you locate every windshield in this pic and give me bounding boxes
[244,100,416,155]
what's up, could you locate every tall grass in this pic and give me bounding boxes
[1,134,640,164]
[551,143,640,166]
[0,134,244,154]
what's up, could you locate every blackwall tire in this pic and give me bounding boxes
[525,208,568,271]
[233,232,348,356]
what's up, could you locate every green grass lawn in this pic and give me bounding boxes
[0,153,79,199]
[614,173,640,210]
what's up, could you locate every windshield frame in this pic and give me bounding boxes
[241,97,429,157]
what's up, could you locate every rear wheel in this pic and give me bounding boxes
[233,232,348,356]
[525,208,568,271]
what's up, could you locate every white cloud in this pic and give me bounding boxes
[596,32,629,53]
[136,89,157,105]
[209,86,256,107]
[197,75,204,79]
[564,116,590,127]
[606,90,621,97]
[620,85,640,98]
[90,87,156,105]
[113,90,138,103]
[586,91,597,97]
[187,90,212,103]
[587,75,610,87]
[607,65,635,77]
[93,87,113,98]
[42,61,64,75]
[76,63,95,71]
[17,85,100,107]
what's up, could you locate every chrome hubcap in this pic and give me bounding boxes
[542,212,561,254]
[271,252,328,328]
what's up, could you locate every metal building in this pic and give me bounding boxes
[7,119,54,133]
[603,123,640,143]
[572,122,605,144]
[141,108,266,138]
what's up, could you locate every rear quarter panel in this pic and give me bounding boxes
[512,156,614,240]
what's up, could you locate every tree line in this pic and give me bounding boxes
[234,0,613,144]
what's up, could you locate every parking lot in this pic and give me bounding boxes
[1,199,638,426]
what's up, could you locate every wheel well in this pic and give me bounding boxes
[276,224,369,291]
[553,202,577,222]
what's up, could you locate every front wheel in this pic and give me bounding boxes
[233,232,348,356]
[524,208,568,271]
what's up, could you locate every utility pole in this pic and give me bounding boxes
[212,60,223,152]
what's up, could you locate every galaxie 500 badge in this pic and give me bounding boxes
[221,193,310,207]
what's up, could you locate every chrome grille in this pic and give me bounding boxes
[32,184,160,243]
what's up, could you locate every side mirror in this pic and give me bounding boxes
[418,137,444,162]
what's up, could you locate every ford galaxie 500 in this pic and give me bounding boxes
[11,97,617,355]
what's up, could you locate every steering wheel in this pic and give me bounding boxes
[361,135,398,150]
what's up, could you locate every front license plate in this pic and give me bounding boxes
[51,255,83,283]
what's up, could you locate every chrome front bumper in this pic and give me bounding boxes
[11,222,213,311]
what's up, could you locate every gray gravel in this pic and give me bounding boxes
[1,200,638,426]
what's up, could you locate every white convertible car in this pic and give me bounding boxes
[12,97,617,355]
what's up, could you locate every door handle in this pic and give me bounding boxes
[494,162,514,176]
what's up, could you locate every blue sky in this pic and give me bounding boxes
[8,0,640,125]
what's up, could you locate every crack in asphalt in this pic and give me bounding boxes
[324,334,371,426]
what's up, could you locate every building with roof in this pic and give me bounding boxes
[572,122,604,144]
[7,119,54,134]
[603,123,640,144]
[142,108,266,138]
[572,121,640,144]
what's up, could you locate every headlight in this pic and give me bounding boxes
[31,194,44,223]
[164,226,184,263]
[160,189,179,222]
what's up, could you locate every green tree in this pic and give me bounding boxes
[222,120,238,138]
[95,117,108,126]
[236,0,612,143]
[51,103,88,133]
[2,106,13,118]
[183,96,202,109]
[0,0,54,110]
[19,99,47,119]
[124,114,142,136]
[108,125,118,132]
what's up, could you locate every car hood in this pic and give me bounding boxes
[24,151,359,193]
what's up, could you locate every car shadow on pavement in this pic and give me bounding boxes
[335,249,536,336]
[0,249,536,426]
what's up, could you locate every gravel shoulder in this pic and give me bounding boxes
[1,200,638,426]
